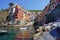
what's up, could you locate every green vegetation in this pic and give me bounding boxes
[28,10,42,12]
[9,3,14,6]
[0,9,8,22]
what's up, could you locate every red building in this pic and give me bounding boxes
[14,5,31,21]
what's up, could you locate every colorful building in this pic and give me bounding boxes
[14,5,31,21]
[49,0,60,10]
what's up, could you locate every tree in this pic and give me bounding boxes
[9,3,14,6]
[5,9,9,12]
[1,9,5,12]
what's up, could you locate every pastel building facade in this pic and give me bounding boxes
[14,5,31,21]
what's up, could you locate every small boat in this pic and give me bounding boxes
[0,30,7,33]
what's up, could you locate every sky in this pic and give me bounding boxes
[0,0,50,10]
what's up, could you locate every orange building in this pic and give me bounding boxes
[14,5,31,21]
